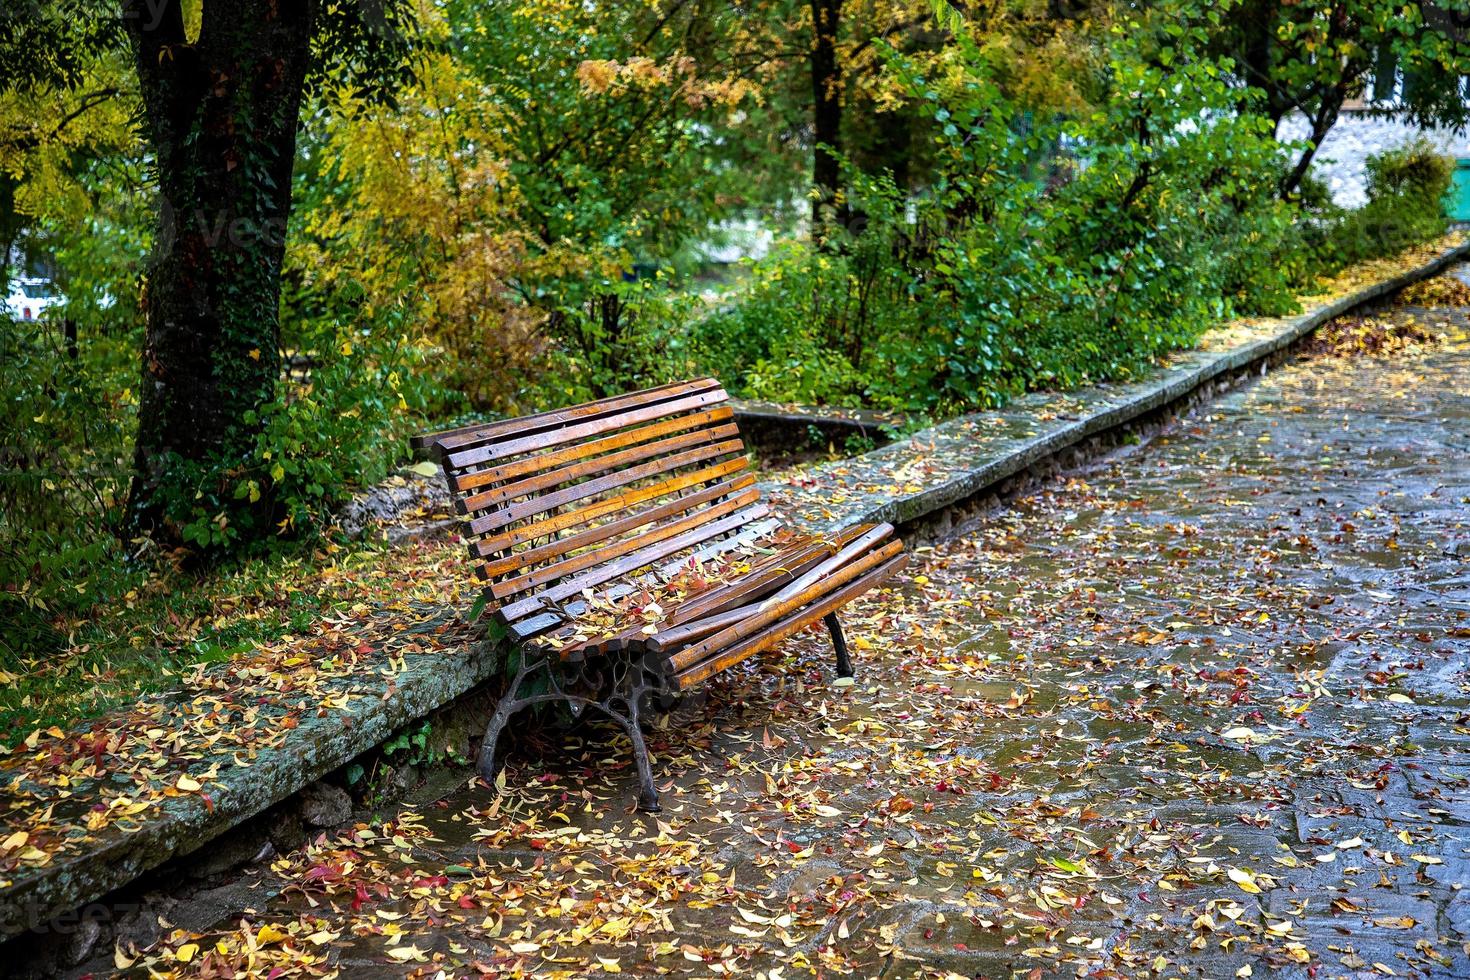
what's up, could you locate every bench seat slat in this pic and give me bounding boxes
[672,552,908,689]
[505,517,785,645]
[667,533,903,673]
[575,534,841,658]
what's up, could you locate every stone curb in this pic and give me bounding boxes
[0,613,496,941]
[766,240,1470,533]
[4,239,1465,942]
[729,399,908,455]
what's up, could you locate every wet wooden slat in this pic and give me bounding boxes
[453,408,736,495]
[503,515,784,646]
[457,423,742,516]
[651,541,834,630]
[465,438,746,536]
[576,537,837,658]
[477,473,756,579]
[444,389,729,471]
[496,503,771,623]
[667,537,903,673]
[672,553,908,689]
[418,378,722,453]
[490,486,763,600]
[470,459,752,560]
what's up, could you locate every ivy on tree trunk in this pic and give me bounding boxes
[123,0,315,541]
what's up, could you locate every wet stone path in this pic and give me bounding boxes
[136,284,1469,979]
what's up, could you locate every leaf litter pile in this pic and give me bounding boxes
[0,543,479,882]
[93,281,1470,978]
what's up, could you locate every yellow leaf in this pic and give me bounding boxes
[256,923,288,946]
[1,831,27,851]
[1227,867,1261,894]
[176,942,199,963]
[388,945,428,962]
[177,775,201,792]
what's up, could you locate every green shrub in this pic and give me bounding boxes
[531,273,704,405]
[144,304,452,550]
[1307,138,1452,271]
[0,294,455,674]
[0,316,137,655]
[677,10,1309,416]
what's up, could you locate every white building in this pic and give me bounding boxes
[1279,104,1470,210]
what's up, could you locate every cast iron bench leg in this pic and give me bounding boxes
[623,698,662,814]
[825,611,853,678]
[477,655,541,784]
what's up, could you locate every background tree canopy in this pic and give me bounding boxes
[2,0,1467,666]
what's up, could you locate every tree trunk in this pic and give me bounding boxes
[0,174,21,292]
[1279,91,1345,201]
[810,0,843,231]
[123,0,316,540]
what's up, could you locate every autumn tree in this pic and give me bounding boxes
[1,0,412,547]
[788,0,1108,229]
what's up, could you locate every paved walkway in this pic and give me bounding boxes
[121,284,1469,978]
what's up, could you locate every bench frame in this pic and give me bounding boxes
[475,610,853,811]
[414,379,903,811]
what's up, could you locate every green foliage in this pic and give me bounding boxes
[679,6,1310,414]
[1306,139,1452,271]
[382,720,436,765]
[537,274,707,403]
[147,306,449,550]
[0,317,135,645]
[686,237,903,409]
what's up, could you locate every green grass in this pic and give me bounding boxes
[0,535,447,733]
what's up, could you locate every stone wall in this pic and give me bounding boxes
[1280,110,1470,208]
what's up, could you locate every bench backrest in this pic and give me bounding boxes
[417,379,766,632]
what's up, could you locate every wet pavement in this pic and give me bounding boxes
[131,282,1469,978]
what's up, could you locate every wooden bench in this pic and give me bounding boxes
[414,378,906,810]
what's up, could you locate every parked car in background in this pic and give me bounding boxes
[5,277,64,321]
